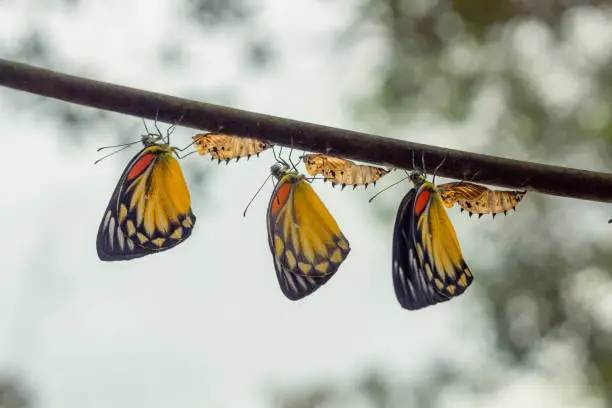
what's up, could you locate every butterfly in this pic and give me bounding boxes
[392,171,473,310]
[267,163,351,300]
[192,133,272,163]
[437,182,526,218]
[97,131,196,261]
[302,153,390,189]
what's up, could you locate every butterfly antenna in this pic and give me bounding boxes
[152,109,164,140]
[166,125,176,144]
[272,146,278,161]
[272,146,284,167]
[95,135,145,162]
[420,150,427,175]
[432,154,447,185]
[368,175,410,203]
[287,135,299,172]
[175,150,198,159]
[243,173,274,217]
[175,139,195,153]
[305,176,329,184]
[166,111,187,145]
[154,123,163,140]
[142,118,151,136]
[275,146,291,169]
[278,146,285,166]
[288,148,298,172]
[96,139,142,152]
[94,143,134,164]
[140,119,152,140]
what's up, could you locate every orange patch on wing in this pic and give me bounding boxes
[271,183,291,215]
[127,154,155,181]
[414,190,430,216]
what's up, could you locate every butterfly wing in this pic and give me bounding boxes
[267,173,350,300]
[193,133,271,162]
[438,182,526,215]
[302,154,327,177]
[392,183,473,309]
[302,154,389,188]
[437,182,488,208]
[97,145,196,261]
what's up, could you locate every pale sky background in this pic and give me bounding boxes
[1,1,612,407]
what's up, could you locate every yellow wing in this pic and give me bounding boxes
[97,144,196,261]
[438,181,526,217]
[192,133,272,163]
[267,167,350,300]
[392,181,472,309]
[302,153,389,189]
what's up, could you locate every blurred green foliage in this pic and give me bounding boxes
[185,0,251,26]
[0,376,32,408]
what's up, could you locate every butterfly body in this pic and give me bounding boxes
[438,182,526,216]
[267,164,350,300]
[302,154,389,189]
[97,138,196,261]
[193,133,271,163]
[392,173,473,310]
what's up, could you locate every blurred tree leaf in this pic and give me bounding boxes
[0,376,32,408]
[186,0,252,26]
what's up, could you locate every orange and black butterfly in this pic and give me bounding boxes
[437,182,526,218]
[97,130,196,261]
[302,153,390,189]
[267,163,350,300]
[192,133,272,163]
[393,172,473,310]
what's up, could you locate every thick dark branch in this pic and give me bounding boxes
[1,58,611,202]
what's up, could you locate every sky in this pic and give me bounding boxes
[0,1,611,407]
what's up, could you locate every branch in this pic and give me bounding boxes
[1,58,611,203]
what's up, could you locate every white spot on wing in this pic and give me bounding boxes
[295,274,307,290]
[102,211,112,233]
[117,227,125,251]
[283,268,298,293]
[108,217,116,250]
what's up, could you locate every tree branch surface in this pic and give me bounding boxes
[1,58,612,203]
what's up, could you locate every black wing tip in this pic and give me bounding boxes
[282,290,312,301]
[187,210,197,225]
[392,273,452,310]
[96,211,196,262]
[282,273,336,300]
[395,296,453,310]
[277,268,336,301]
[97,248,152,262]
[96,235,191,262]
